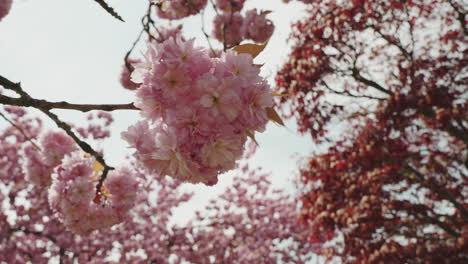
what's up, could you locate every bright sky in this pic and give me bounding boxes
[0,0,316,223]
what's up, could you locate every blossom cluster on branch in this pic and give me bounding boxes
[122,37,274,185]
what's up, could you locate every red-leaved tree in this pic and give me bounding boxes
[277,0,467,262]
[0,0,315,262]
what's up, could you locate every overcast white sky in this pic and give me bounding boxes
[0,0,317,222]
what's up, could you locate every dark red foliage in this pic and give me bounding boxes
[277,0,467,262]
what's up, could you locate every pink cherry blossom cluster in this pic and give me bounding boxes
[243,9,275,43]
[0,0,12,21]
[122,37,273,185]
[48,152,138,235]
[213,9,275,46]
[153,0,208,20]
[120,26,184,90]
[23,131,77,186]
[120,58,142,90]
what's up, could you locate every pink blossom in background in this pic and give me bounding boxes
[155,24,184,42]
[119,58,142,90]
[215,0,245,12]
[124,37,274,185]
[0,0,12,21]
[23,145,54,186]
[153,0,208,20]
[48,152,138,235]
[243,9,275,43]
[40,131,77,166]
[213,12,245,46]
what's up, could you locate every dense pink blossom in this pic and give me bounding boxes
[23,145,54,186]
[213,12,244,46]
[155,25,184,42]
[40,131,77,166]
[0,0,12,21]
[215,0,245,12]
[243,9,275,43]
[119,58,142,90]
[23,131,76,186]
[124,37,273,185]
[48,152,138,235]
[154,0,208,20]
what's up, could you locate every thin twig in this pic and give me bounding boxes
[39,108,115,193]
[321,80,386,101]
[0,94,137,112]
[93,0,125,22]
[0,110,41,151]
[124,29,145,71]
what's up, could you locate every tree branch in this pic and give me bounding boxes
[351,66,392,95]
[0,110,41,151]
[0,74,129,196]
[406,165,468,221]
[370,25,413,60]
[448,0,468,36]
[321,79,386,101]
[0,94,137,112]
[92,0,125,22]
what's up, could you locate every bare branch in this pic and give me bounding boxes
[351,65,392,95]
[321,79,386,101]
[92,0,125,22]
[448,0,468,36]
[370,24,413,60]
[0,94,137,112]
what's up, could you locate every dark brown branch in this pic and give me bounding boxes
[406,165,468,221]
[370,25,413,60]
[0,75,122,196]
[92,0,125,22]
[321,80,386,101]
[448,0,468,36]
[124,29,145,71]
[40,107,114,167]
[351,66,392,95]
[0,94,137,112]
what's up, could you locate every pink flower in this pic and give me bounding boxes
[213,12,245,46]
[198,75,241,121]
[154,0,207,20]
[243,9,275,43]
[66,177,94,205]
[120,58,142,90]
[123,37,274,185]
[150,127,194,179]
[222,51,260,82]
[239,81,274,132]
[49,152,138,235]
[23,145,53,186]
[155,25,184,43]
[41,131,77,167]
[201,136,245,169]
